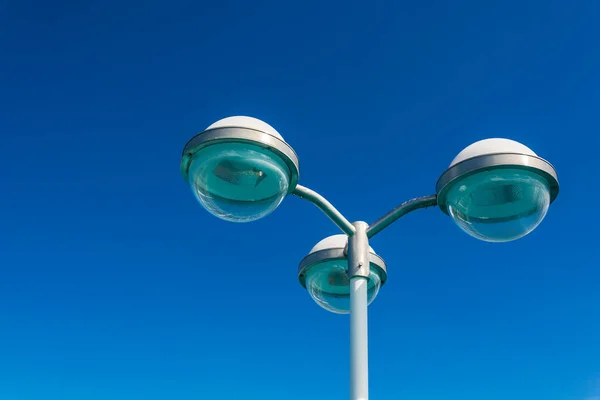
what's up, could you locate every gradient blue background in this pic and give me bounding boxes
[1,1,599,399]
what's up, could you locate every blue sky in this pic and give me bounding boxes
[1,0,599,399]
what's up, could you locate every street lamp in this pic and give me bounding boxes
[180,116,560,400]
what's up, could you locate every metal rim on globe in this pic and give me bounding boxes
[436,152,559,214]
[180,124,300,194]
[180,118,560,400]
[297,247,388,289]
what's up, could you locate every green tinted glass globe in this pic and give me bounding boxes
[305,260,382,314]
[188,142,290,222]
[446,168,551,242]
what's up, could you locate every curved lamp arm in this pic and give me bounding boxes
[292,185,356,236]
[366,195,438,239]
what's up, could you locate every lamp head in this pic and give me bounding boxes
[298,234,387,314]
[436,138,559,242]
[181,116,299,222]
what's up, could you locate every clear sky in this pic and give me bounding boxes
[1,1,599,399]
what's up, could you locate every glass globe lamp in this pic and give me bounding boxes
[436,138,559,242]
[298,235,387,314]
[180,116,299,222]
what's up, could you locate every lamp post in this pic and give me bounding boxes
[180,116,560,400]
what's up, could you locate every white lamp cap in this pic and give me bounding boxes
[309,234,377,254]
[206,116,284,140]
[450,138,537,167]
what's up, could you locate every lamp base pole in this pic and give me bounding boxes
[349,276,369,400]
[348,222,370,400]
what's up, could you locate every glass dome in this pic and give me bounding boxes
[446,168,551,242]
[305,259,382,314]
[188,142,291,222]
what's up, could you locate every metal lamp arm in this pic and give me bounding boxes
[366,194,438,238]
[292,185,356,236]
